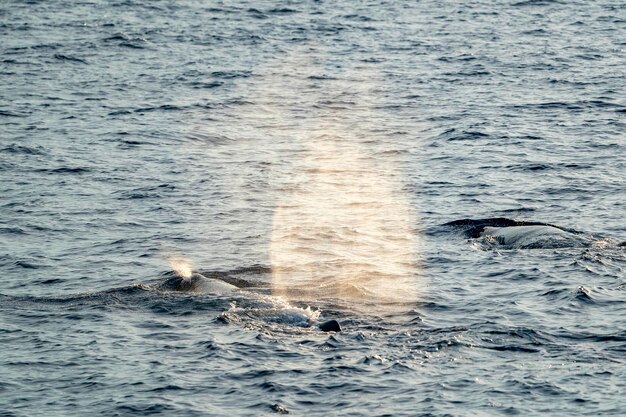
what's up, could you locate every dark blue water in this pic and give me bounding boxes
[1,1,625,415]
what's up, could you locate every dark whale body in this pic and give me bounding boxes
[159,273,238,294]
[319,319,341,332]
[443,218,580,238]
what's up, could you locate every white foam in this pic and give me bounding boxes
[227,295,321,328]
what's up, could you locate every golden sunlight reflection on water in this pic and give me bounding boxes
[270,124,421,316]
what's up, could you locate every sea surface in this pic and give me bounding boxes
[1,0,625,416]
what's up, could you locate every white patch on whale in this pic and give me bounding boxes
[480,225,590,249]
[188,273,238,293]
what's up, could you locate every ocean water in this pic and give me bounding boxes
[1,0,625,415]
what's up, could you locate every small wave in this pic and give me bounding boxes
[102,33,148,48]
[133,104,183,113]
[497,207,537,214]
[117,139,148,147]
[0,110,29,118]
[267,7,298,14]
[14,260,40,269]
[522,28,548,35]
[574,285,594,303]
[31,42,62,50]
[103,33,129,42]
[436,128,490,142]
[0,227,26,235]
[114,183,175,200]
[115,404,177,414]
[210,70,252,79]
[510,100,624,113]
[37,167,91,174]
[118,41,145,49]
[34,278,65,286]
[307,74,337,80]
[189,81,223,89]
[2,279,148,308]
[53,53,88,64]
[247,8,267,19]
[343,14,376,22]
[481,344,541,353]
[512,0,562,6]
[505,162,593,172]
[107,109,132,116]
[554,329,626,343]
[1,144,46,155]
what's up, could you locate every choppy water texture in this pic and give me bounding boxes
[1,0,626,415]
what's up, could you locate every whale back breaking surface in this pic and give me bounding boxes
[442,217,580,238]
[159,273,238,294]
[153,269,343,333]
[441,217,619,250]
